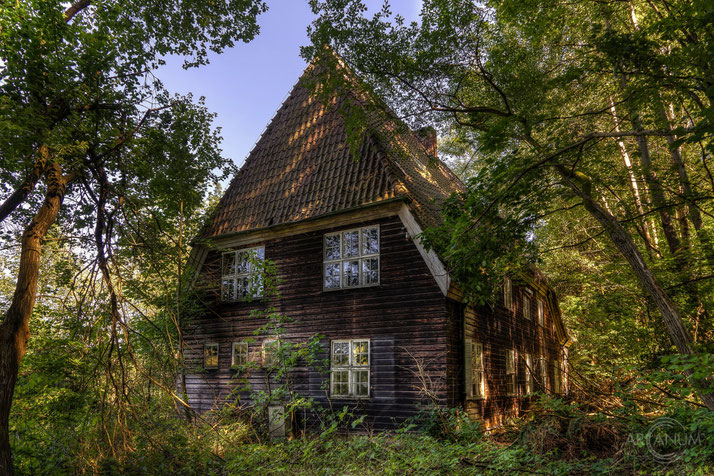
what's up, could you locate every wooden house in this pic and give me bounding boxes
[185,54,570,432]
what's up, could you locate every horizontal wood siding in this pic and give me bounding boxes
[185,215,448,431]
[463,281,565,429]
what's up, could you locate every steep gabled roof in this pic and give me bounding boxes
[203,53,465,239]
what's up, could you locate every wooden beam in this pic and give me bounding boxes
[397,204,451,296]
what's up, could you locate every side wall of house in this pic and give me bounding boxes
[184,215,449,431]
[462,281,565,429]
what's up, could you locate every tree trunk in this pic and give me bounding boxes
[554,164,714,410]
[657,102,714,270]
[608,97,657,255]
[0,154,67,475]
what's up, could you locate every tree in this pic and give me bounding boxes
[304,0,714,408]
[0,0,267,472]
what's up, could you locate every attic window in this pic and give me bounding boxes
[323,226,379,290]
[221,247,265,301]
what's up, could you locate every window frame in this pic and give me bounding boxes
[330,338,371,399]
[323,225,380,291]
[523,293,531,320]
[537,298,545,327]
[204,342,219,369]
[538,356,548,391]
[505,349,517,396]
[231,341,248,368]
[221,246,265,302]
[472,341,485,399]
[262,339,279,368]
[553,360,562,394]
[524,353,534,394]
[503,277,513,311]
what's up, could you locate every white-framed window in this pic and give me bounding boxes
[538,356,548,391]
[465,339,485,399]
[262,339,279,367]
[204,342,219,369]
[503,277,513,310]
[553,360,562,394]
[524,353,534,394]
[330,339,370,398]
[323,226,380,290]
[523,294,531,320]
[537,298,545,327]
[231,341,248,367]
[221,246,265,301]
[505,349,516,396]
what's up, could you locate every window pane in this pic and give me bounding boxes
[325,234,341,260]
[343,260,359,287]
[474,371,483,397]
[352,341,369,366]
[523,296,530,319]
[362,227,379,255]
[332,370,349,396]
[263,340,278,366]
[324,263,341,289]
[352,369,369,397]
[361,258,379,285]
[221,278,235,301]
[343,230,359,258]
[232,342,247,366]
[472,343,483,371]
[332,342,349,366]
[204,344,218,368]
[236,251,250,274]
[222,253,236,276]
[237,276,250,297]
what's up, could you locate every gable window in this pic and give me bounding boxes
[231,341,248,367]
[505,349,516,396]
[323,226,379,290]
[262,339,279,367]
[204,342,219,369]
[537,298,545,327]
[221,247,265,301]
[523,294,531,320]
[538,356,548,391]
[465,339,485,399]
[503,277,513,310]
[524,353,534,394]
[330,339,370,398]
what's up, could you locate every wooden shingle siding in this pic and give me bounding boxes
[185,215,449,430]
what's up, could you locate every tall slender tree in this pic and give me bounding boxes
[0,1,267,472]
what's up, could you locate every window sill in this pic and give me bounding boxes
[323,283,381,292]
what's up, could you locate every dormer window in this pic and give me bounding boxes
[221,247,265,301]
[323,226,380,290]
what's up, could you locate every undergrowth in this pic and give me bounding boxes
[11,394,714,475]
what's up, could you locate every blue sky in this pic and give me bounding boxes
[157,1,422,170]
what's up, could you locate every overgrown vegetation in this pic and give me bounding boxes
[3,0,714,473]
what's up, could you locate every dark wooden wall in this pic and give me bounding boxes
[462,280,565,429]
[184,215,450,431]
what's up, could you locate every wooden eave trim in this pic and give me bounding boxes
[186,245,209,289]
[204,197,408,249]
[397,204,450,296]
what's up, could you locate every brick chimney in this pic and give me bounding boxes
[415,126,437,157]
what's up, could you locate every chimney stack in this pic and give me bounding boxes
[416,126,437,157]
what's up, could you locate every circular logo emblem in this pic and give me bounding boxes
[645,417,687,464]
